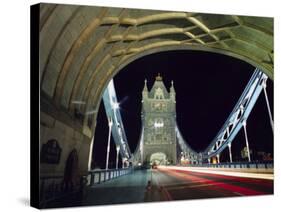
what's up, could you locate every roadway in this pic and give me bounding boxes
[83,167,273,206]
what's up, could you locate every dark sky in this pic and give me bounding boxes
[92,50,273,169]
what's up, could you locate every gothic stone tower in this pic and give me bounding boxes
[141,74,177,165]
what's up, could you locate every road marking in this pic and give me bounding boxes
[162,186,172,201]
[167,182,225,190]
[189,182,224,188]
[233,192,243,196]
[153,170,173,201]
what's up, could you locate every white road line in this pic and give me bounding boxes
[233,192,243,196]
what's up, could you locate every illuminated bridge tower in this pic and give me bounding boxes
[141,74,177,165]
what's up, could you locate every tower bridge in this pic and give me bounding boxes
[36,3,274,208]
[101,69,273,168]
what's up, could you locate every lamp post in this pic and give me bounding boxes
[106,117,113,170]
[228,143,233,163]
[116,145,120,169]
[242,120,251,162]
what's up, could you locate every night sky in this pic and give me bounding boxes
[92,50,273,169]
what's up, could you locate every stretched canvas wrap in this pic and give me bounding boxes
[30,2,274,209]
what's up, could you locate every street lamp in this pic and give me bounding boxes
[116,145,120,169]
[106,117,113,170]
[113,102,119,110]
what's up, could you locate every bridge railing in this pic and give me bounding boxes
[88,167,132,186]
[181,161,273,169]
[39,175,87,208]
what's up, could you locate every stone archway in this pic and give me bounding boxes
[150,152,167,165]
[62,149,79,191]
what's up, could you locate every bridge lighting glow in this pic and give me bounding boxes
[85,109,98,115]
[108,118,113,127]
[113,102,119,110]
[154,122,164,128]
[212,157,217,164]
[118,127,122,135]
[71,100,86,104]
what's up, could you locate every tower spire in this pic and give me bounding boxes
[170,80,175,92]
[170,80,176,101]
[143,79,148,91]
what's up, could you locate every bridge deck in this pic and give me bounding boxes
[82,168,273,206]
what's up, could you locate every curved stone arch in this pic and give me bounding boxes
[70,32,273,113]
[39,4,273,111]
[86,43,273,122]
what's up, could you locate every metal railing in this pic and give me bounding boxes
[182,161,273,169]
[88,167,132,186]
[39,175,87,208]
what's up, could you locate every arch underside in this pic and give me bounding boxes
[144,146,176,165]
[150,152,167,165]
[39,3,273,133]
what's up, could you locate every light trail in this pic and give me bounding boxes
[158,166,274,180]
[157,167,270,196]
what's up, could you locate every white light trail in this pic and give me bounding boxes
[158,166,273,180]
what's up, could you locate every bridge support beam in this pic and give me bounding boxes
[262,79,274,134]
[106,117,113,170]
[228,143,233,163]
[243,121,251,162]
[217,154,220,164]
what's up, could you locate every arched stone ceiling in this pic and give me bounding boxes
[39,3,273,123]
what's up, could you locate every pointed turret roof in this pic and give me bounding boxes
[170,80,175,93]
[142,78,148,92]
[148,74,169,99]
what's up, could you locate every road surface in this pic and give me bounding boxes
[83,167,273,206]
